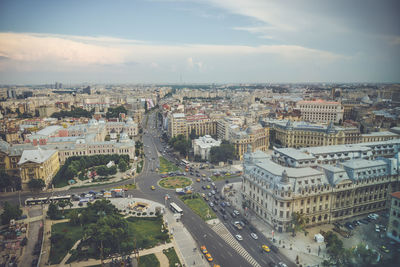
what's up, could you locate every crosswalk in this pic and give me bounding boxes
[212,222,261,267]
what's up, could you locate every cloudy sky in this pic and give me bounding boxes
[0,0,399,84]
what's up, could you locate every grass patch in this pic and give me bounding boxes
[126,216,170,249]
[69,179,129,190]
[210,174,240,182]
[179,194,217,221]
[163,247,181,267]
[137,160,143,173]
[139,254,160,267]
[158,157,182,173]
[49,222,83,264]
[159,176,191,189]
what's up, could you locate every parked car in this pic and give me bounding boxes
[235,234,243,241]
[344,222,354,230]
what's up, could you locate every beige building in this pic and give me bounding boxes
[266,119,361,148]
[230,124,269,160]
[361,131,399,143]
[297,99,344,124]
[241,147,400,233]
[18,148,60,190]
[387,191,400,242]
[167,113,217,139]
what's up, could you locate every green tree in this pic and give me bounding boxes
[58,199,72,213]
[1,202,22,225]
[118,159,128,172]
[105,106,128,119]
[27,178,46,192]
[189,129,197,140]
[68,209,80,226]
[85,214,134,263]
[47,202,61,220]
[209,143,235,163]
[288,212,307,237]
[0,171,20,192]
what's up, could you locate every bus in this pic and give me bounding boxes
[169,202,183,215]
[25,195,71,206]
[181,159,189,167]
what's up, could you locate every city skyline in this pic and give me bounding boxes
[0,0,399,84]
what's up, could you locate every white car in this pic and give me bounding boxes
[235,234,243,241]
[278,262,288,267]
[250,233,258,240]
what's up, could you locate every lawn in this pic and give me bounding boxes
[158,157,182,173]
[159,176,191,189]
[163,247,181,267]
[126,216,170,249]
[139,254,160,267]
[179,194,217,221]
[49,222,83,264]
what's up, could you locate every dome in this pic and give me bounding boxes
[361,95,372,104]
[119,131,129,142]
[246,124,262,134]
[126,117,134,124]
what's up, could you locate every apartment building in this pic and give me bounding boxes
[241,146,400,233]
[266,119,361,148]
[387,191,400,242]
[167,113,187,138]
[296,99,344,124]
[18,148,60,190]
[167,113,217,139]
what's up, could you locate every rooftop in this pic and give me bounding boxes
[36,125,63,136]
[342,159,387,170]
[274,147,316,160]
[18,148,57,165]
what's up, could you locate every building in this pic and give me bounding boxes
[18,148,60,190]
[193,135,221,160]
[361,131,399,143]
[0,139,34,178]
[296,99,344,124]
[387,192,400,243]
[265,119,361,148]
[167,113,187,138]
[241,146,400,232]
[230,124,269,160]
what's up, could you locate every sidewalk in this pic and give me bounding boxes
[222,182,329,267]
[164,209,209,267]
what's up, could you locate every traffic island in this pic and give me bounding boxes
[158,176,192,189]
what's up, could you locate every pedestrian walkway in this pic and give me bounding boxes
[164,209,209,267]
[211,222,261,267]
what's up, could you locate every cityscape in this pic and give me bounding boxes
[1,1,400,267]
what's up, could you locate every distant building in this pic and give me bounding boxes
[193,135,221,160]
[296,99,344,124]
[7,89,16,99]
[387,191,400,243]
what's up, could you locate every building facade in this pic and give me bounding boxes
[387,192,400,243]
[18,148,60,190]
[241,146,400,233]
[266,119,361,148]
[230,124,269,160]
[193,135,221,160]
[296,100,344,124]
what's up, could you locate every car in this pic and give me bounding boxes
[233,210,240,216]
[211,190,216,195]
[206,185,211,189]
[196,174,200,177]
[251,233,258,239]
[222,214,228,220]
[202,174,206,177]
[202,185,207,190]
[226,202,231,207]
[359,219,369,224]
[231,212,237,218]
[205,197,209,201]
[380,245,390,253]
[151,186,155,190]
[352,220,360,226]
[220,195,225,200]
[235,234,243,241]
[211,182,216,187]
[214,195,220,200]
[220,202,226,207]
[344,222,353,230]
[205,253,213,262]
[262,245,270,252]
[200,246,208,254]
[212,206,218,212]
[220,208,226,214]
[207,177,212,182]
[201,193,206,198]
[202,177,206,181]
[278,262,288,267]
[209,202,214,207]
[196,178,201,182]
[208,192,212,197]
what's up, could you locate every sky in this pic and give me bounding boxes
[0,0,399,84]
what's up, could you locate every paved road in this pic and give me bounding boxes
[0,111,295,267]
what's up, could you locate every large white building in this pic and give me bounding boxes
[296,99,344,124]
[241,145,400,232]
[193,135,221,160]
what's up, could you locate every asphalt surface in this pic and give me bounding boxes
[0,112,295,267]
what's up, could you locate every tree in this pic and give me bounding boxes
[289,212,306,237]
[105,106,128,119]
[209,143,235,163]
[1,202,22,225]
[68,209,80,226]
[58,199,72,213]
[0,171,19,192]
[118,159,128,172]
[189,129,197,140]
[47,202,61,220]
[27,178,46,192]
